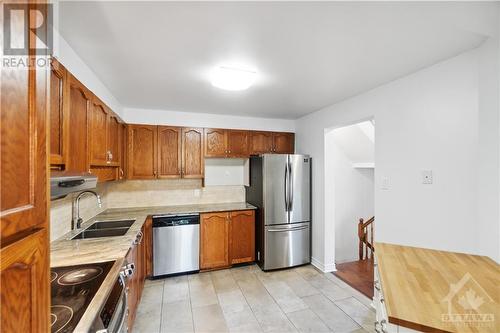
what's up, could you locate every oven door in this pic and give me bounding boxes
[106,274,128,333]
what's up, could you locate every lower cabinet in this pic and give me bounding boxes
[200,210,255,270]
[126,225,147,331]
[0,230,49,333]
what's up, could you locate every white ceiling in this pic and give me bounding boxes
[58,1,498,119]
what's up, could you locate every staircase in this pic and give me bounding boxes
[358,216,374,260]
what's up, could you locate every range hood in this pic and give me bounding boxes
[50,172,98,200]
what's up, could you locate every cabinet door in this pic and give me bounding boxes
[273,132,295,154]
[89,97,109,166]
[200,212,229,269]
[108,115,120,165]
[1,230,49,333]
[204,128,227,157]
[118,123,127,179]
[67,74,91,172]
[230,210,255,264]
[126,243,139,330]
[250,131,273,155]
[127,125,157,179]
[158,126,182,178]
[1,4,49,239]
[49,59,68,168]
[144,217,153,277]
[227,130,249,157]
[182,128,204,178]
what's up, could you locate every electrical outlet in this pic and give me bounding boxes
[422,170,433,184]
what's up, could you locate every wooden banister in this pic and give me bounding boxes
[358,216,375,260]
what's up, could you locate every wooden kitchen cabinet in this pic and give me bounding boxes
[118,123,127,179]
[200,212,230,269]
[158,126,182,178]
[1,230,50,333]
[1,3,50,331]
[204,128,227,157]
[272,132,295,154]
[229,210,255,264]
[126,242,139,330]
[182,127,204,178]
[89,96,110,166]
[127,124,158,179]
[66,73,92,173]
[49,59,68,169]
[108,114,121,165]
[227,130,249,157]
[250,131,274,154]
[144,217,153,277]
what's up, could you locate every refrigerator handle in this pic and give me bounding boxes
[288,159,293,212]
[284,162,289,212]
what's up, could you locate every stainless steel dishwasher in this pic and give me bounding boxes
[152,213,200,277]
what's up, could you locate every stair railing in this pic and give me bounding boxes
[358,216,374,260]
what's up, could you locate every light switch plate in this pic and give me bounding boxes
[381,176,390,190]
[422,170,433,184]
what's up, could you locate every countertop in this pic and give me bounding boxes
[51,202,257,267]
[375,242,500,333]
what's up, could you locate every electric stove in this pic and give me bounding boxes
[51,261,114,333]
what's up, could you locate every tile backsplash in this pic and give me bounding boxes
[50,179,246,242]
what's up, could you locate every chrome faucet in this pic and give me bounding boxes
[72,190,102,230]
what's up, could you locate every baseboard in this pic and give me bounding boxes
[311,257,336,273]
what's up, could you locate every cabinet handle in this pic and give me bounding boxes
[120,168,124,177]
[374,321,381,333]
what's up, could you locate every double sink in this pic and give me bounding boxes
[71,219,136,240]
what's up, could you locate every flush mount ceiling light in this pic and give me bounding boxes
[211,66,257,91]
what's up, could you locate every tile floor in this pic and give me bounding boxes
[133,264,375,333]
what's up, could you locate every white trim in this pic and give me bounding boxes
[311,257,337,272]
[352,162,375,169]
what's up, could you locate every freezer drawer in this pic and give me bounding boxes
[153,223,199,276]
[264,222,310,270]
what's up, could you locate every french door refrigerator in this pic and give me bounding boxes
[246,154,311,270]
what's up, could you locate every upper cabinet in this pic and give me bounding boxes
[182,128,204,178]
[204,128,227,157]
[227,130,249,157]
[272,132,295,154]
[108,114,121,165]
[66,74,91,173]
[89,96,110,166]
[49,59,68,168]
[158,126,182,178]
[127,125,158,179]
[250,131,274,154]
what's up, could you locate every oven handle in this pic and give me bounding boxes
[116,273,128,333]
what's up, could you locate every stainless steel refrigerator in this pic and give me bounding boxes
[246,154,311,271]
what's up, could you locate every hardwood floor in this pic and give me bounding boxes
[333,259,374,299]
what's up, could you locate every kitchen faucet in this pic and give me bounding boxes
[72,190,102,230]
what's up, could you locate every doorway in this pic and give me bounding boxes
[324,119,375,298]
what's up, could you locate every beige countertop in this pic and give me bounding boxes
[375,242,500,333]
[51,201,257,267]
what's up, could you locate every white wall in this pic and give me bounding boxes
[51,0,124,116]
[326,127,374,263]
[123,108,295,132]
[296,41,500,271]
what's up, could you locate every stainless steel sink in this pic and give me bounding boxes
[71,227,130,240]
[85,219,135,230]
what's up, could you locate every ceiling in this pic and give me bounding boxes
[58,1,498,119]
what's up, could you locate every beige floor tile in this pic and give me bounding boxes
[308,275,352,301]
[134,283,163,333]
[302,294,361,333]
[223,307,262,333]
[286,309,330,332]
[212,269,240,293]
[237,275,276,308]
[161,300,194,333]
[282,273,320,298]
[294,265,322,281]
[145,278,166,288]
[192,304,229,333]
[217,289,249,314]
[163,275,190,304]
[189,272,218,308]
[260,280,309,313]
[252,304,297,333]
[334,297,375,331]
